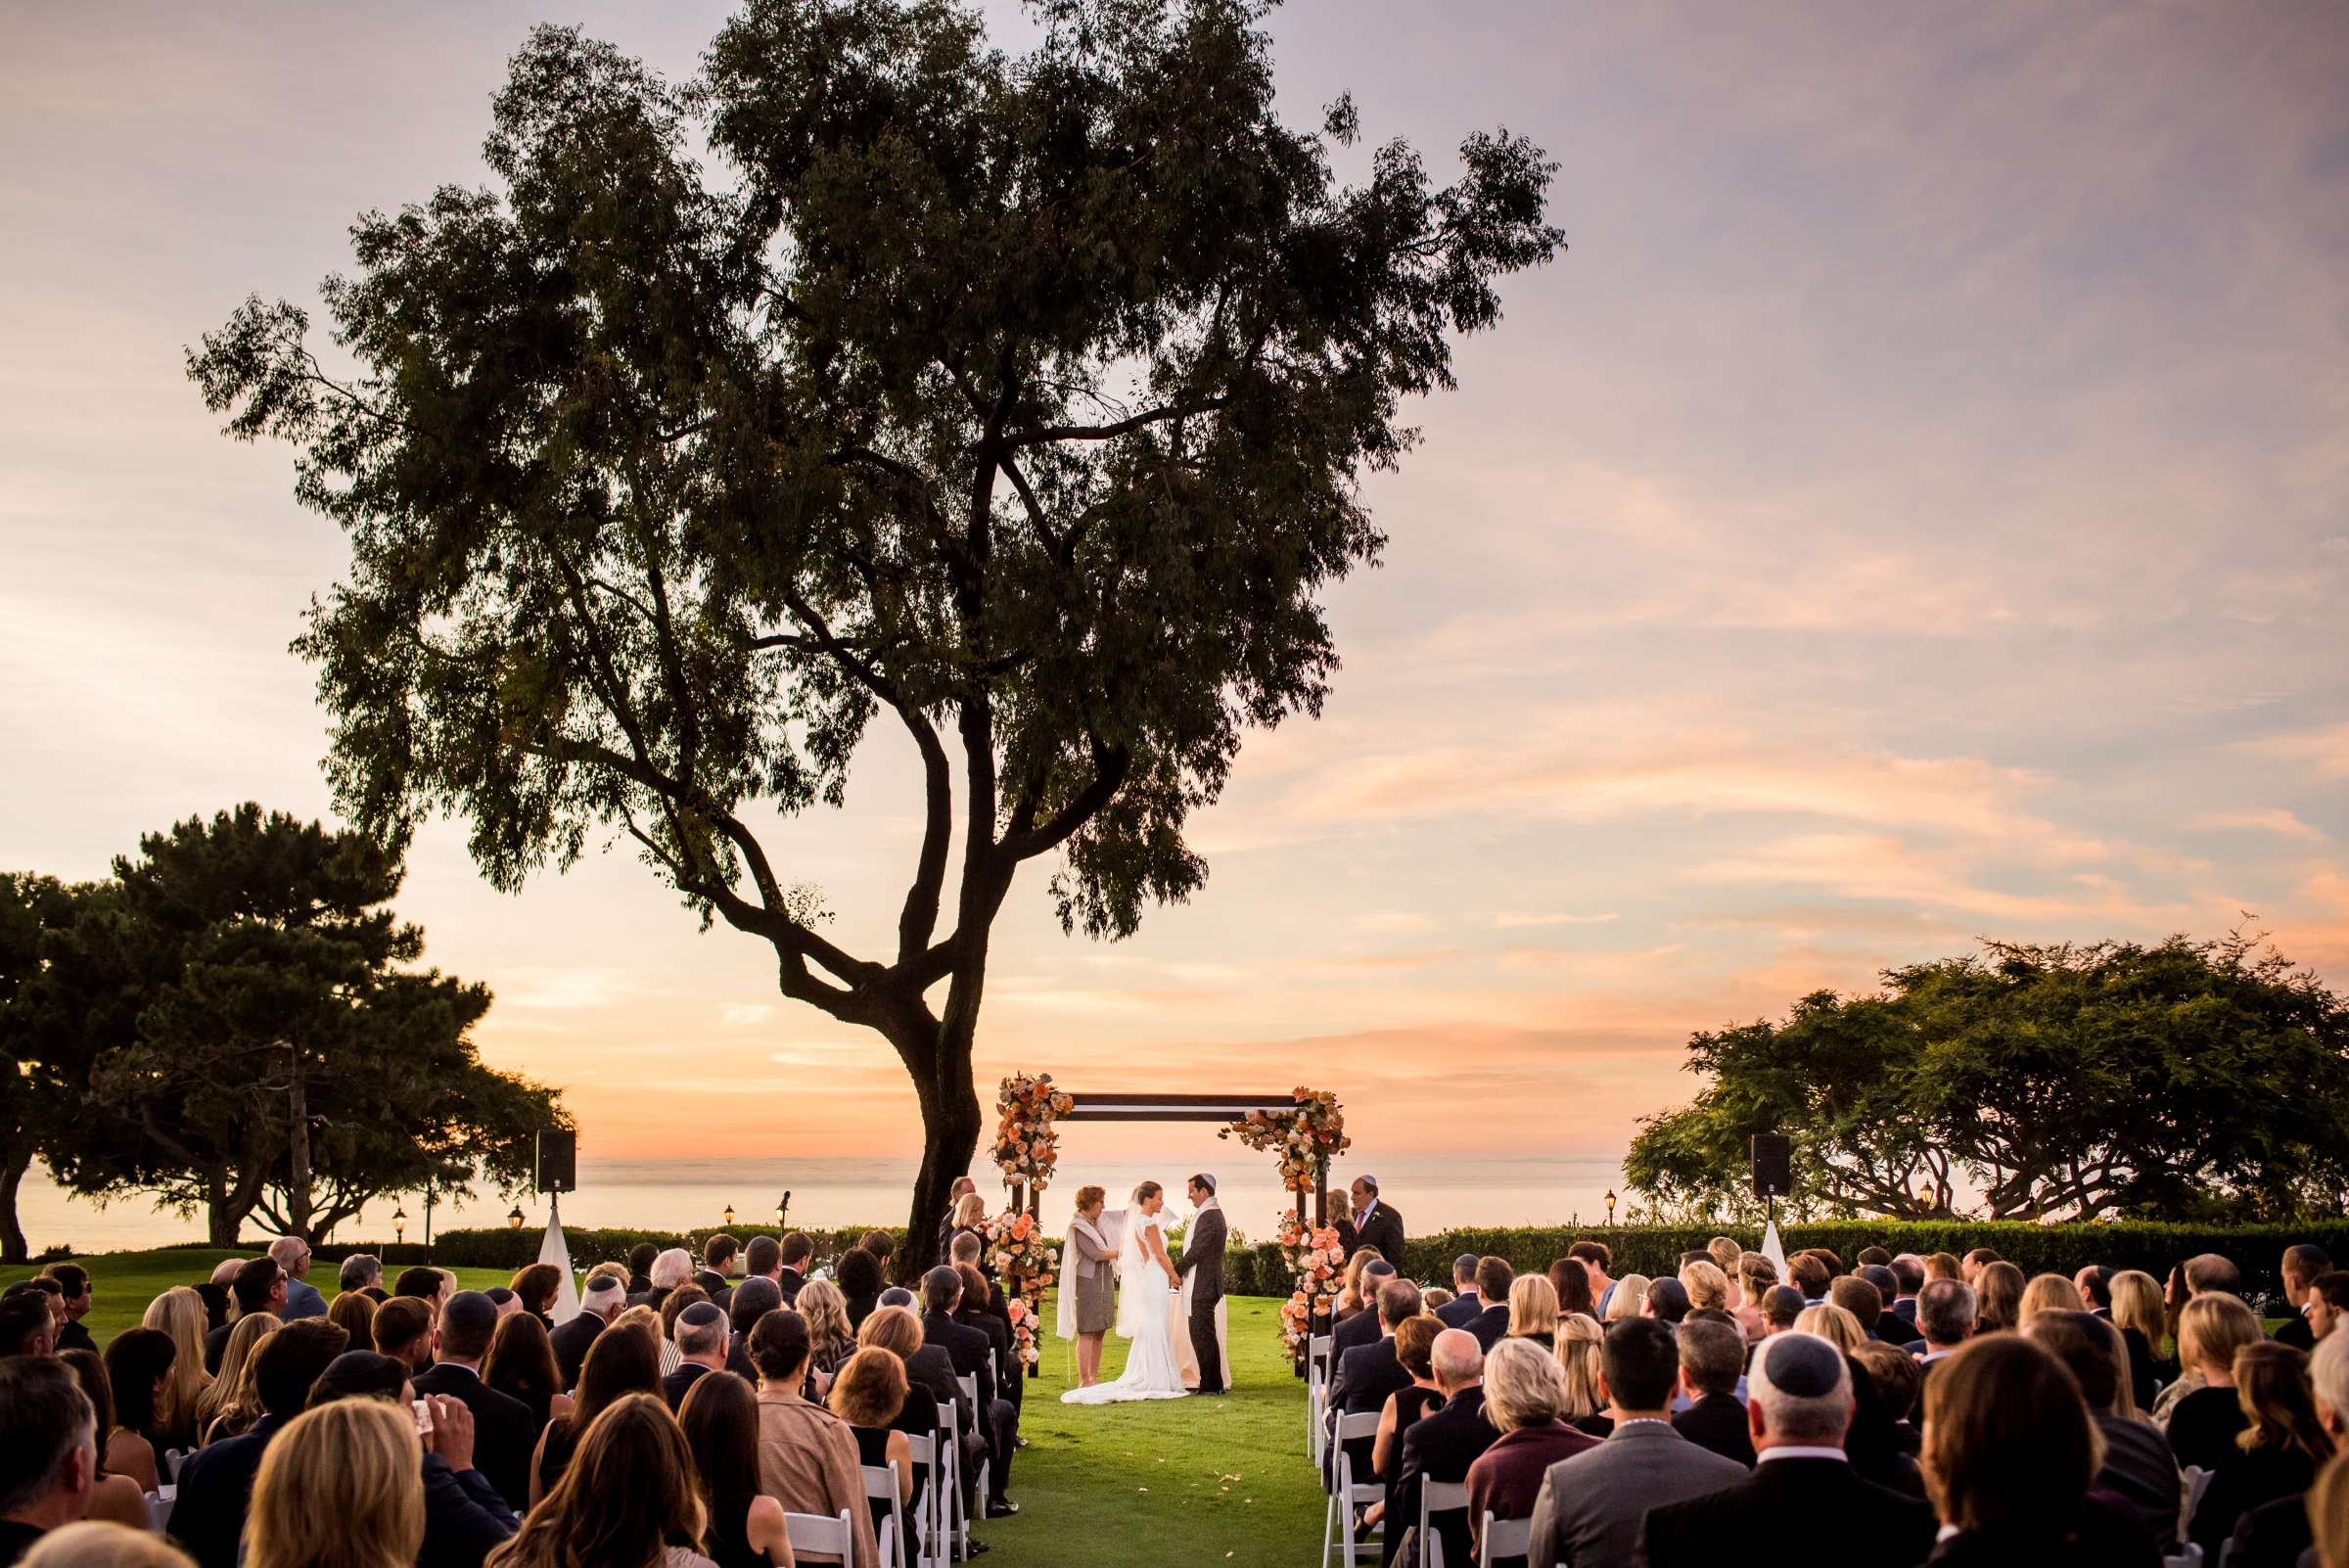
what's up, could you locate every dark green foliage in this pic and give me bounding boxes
[186,0,1560,1267]
[302,1223,903,1272]
[1625,933,2349,1222]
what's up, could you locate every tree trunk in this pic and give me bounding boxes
[0,1143,31,1265]
[893,1009,985,1285]
[284,1040,314,1240]
[207,1167,241,1248]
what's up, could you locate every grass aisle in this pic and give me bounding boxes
[983,1295,1320,1568]
[12,1253,1324,1567]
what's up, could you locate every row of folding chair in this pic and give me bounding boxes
[1311,1385,1531,1568]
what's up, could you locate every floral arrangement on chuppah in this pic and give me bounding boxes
[990,1072,1075,1369]
[1221,1085,1352,1364]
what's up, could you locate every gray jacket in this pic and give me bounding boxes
[1526,1420,1745,1567]
[1175,1202,1227,1305]
[1068,1219,1116,1280]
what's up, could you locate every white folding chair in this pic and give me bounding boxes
[901,1430,944,1568]
[1307,1334,1334,1461]
[939,1399,975,1562]
[163,1449,188,1483]
[954,1373,991,1516]
[2163,1546,2205,1568]
[1479,1511,1532,1568]
[1320,1410,1384,1568]
[784,1507,858,1559]
[862,1458,905,1568]
[2184,1465,2214,1530]
[1419,1479,1469,1568]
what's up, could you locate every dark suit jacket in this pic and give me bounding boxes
[662,1361,715,1411]
[1464,1303,1510,1352]
[777,1266,807,1307]
[921,1309,998,1414]
[1353,1202,1405,1268]
[418,1452,519,1568]
[1396,1388,1497,1568]
[904,1344,961,1421]
[167,1411,293,1568]
[1889,1296,1919,1325]
[411,1363,535,1512]
[1434,1291,1483,1330]
[1331,1303,1383,1366]
[548,1312,603,1390]
[2274,1314,2316,1352]
[690,1269,735,1311]
[1176,1204,1227,1303]
[1673,1393,1756,1467]
[1640,1455,1935,1568]
[57,1319,96,1355]
[2232,1491,2316,1568]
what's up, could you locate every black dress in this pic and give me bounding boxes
[854,1425,905,1546]
[889,1388,938,1550]
[2192,1445,2319,1553]
[1376,1386,1447,1568]
[703,1493,769,1568]
[537,1416,580,1497]
[2166,1385,2252,1474]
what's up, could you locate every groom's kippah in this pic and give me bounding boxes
[1194,1173,1217,1193]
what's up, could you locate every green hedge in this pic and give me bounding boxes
[295,1225,909,1273]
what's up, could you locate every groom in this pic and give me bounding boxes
[1176,1173,1228,1396]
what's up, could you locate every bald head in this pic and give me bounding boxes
[1431,1328,1484,1394]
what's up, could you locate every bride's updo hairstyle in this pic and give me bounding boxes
[1075,1186,1106,1214]
[1132,1181,1163,1206]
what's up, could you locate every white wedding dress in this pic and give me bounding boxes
[1060,1212,1190,1404]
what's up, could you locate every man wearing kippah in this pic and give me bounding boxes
[1636,1332,1935,1564]
[553,1273,623,1389]
[663,1301,731,1410]
[1349,1174,1405,1266]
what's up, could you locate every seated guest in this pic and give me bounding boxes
[22,1523,198,1566]
[949,1263,1014,1390]
[1365,1316,1447,1551]
[1912,1334,2157,1566]
[1640,1331,1935,1567]
[1436,1256,1484,1329]
[663,1303,732,1411]
[1467,1338,1595,1568]
[678,1372,792,1568]
[1525,1318,1745,1568]
[1828,1275,1891,1344]
[96,1330,174,1494]
[1645,1277,1691,1327]
[40,1268,96,1357]
[749,1311,878,1568]
[1914,1278,1977,1372]
[1971,1261,2024,1334]
[530,1315,658,1505]
[1732,1259,1775,1340]
[829,1348,921,1557]
[1333,1250,1383,1327]
[1793,1303,1864,1354]
[726,1277,782,1384]
[1761,1284,1805,1337]
[632,1248,693,1314]
[2109,1269,2168,1407]
[1464,1259,1512,1352]
[551,1274,622,1391]
[412,1293,534,1513]
[197,1314,282,1444]
[1423,1288,1455,1314]
[2077,1264,2115,1315]
[1325,1278,1423,1488]
[1959,1248,2000,1286]
[2017,1272,2087,1330]
[266,1240,327,1322]
[486,1290,521,1320]
[1851,1341,1922,1458]
[169,1320,349,1568]
[2151,1255,2248,1418]
[1886,1256,1924,1326]
[54,1352,154,1530]
[1922,1252,1960,1283]
[1674,1317,1755,1466]
[1551,1314,1609,1437]
[695,1235,741,1308]
[2277,1246,2333,1352]
[860,1230,896,1268]
[204,1258,287,1375]
[2310,1273,2349,1346]
[1602,1272,1650,1323]
[372,1296,435,1373]
[1546,1258,1596,1322]
[2166,1293,2266,1471]
[919,1268,1018,1516]
[1680,1261,1731,1322]
[776,1233,815,1306]
[245,1398,424,1568]
[393,1266,448,1311]
[483,1313,572,1435]
[1395,1329,1497,1568]
[327,1289,377,1350]
[505,1267,561,1330]
[307,1350,520,1568]
[1786,1253,1830,1305]
[835,1246,885,1332]
[853,1307,952,1505]
[625,1243,661,1298]
[2026,1311,2181,1551]
[659,1286,713,1377]
[337,1253,386,1303]
[0,1358,97,1562]
[1335,1263,1402,1357]
[485,1394,716,1568]
[1858,1265,1902,1323]
[2224,1330,2349,1568]
[1507,1275,1560,1347]
[193,1281,231,1338]
[1569,1243,1615,1314]
[2190,1341,2335,1553]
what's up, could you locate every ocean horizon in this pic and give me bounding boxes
[16,1152,1636,1256]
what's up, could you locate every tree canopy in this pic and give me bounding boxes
[1625,932,2349,1223]
[188,0,1561,1264]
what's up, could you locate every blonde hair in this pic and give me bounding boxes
[21,1523,198,1568]
[140,1287,212,1444]
[2180,1293,2263,1380]
[797,1278,852,1351]
[1552,1314,1605,1419]
[1795,1303,1865,1354]
[2110,1270,2168,1358]
[857,1305,924,1360]
[2016,1272,2086,1329]
[1680,1260,1730,1313]
[1707,1236,1741,1277]
[1340,1249,1384,1314]
[197,1313,282,1439]
[2309,1450,2349,1568]
[1325,1189,1354,1227]
[1482,1337,1568,1432]
[1508,1274,1560,1341]
[1604,1273,1651,1322]
[951,1192,988,1228]
[246,1398,422,1568]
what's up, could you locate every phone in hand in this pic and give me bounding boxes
[413,1398,435,1437]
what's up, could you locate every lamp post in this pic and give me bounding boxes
[392,1205,406,1244]
[723,1204,735,1228]
[775,1192,791,1230]
[1603,1188,1617,1226]
[508,1205,525,1230]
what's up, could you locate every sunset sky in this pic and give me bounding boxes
[5,1,2345,1180]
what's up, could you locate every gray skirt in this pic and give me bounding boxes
[1074,1266,1116,1334]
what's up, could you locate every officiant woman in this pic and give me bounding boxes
[1065,1186,1117,1387]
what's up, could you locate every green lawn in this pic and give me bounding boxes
[9,1251,1323,1568]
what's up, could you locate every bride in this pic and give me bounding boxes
[1060,1180,1190,1404]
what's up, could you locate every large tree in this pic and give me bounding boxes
[188,0,1561,1266]
[1627,932,2349,1222]
[43,806,565,1246]
[0,873,111,1263]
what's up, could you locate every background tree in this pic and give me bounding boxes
[0,873,110,1263]
[44,806,564,1246]
[188,0,1562,1268]
[1626,931,2349,1222]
